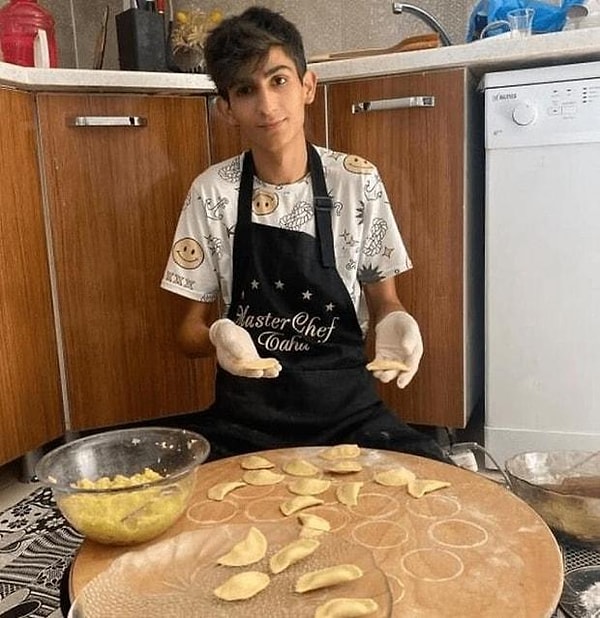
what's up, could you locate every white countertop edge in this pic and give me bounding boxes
[0,62,216,94]
[1,27,600,94]
[311,27,600,82]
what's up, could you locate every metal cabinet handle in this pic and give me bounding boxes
[67,116,148,127]
[352,96,435,114]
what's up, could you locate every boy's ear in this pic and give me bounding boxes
[216,96,239,126]
[303,70,317,105]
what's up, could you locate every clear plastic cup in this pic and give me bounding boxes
[507,7,535,39]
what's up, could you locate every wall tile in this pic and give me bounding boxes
[39,0,75,68]
[24,0,480,70]
[71,0,123,70]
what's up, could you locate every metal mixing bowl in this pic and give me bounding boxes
[36,427,210,545]
[505,451,600,547]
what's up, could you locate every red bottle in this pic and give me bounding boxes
[0,0,58,67]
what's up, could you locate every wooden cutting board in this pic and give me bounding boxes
[69,447,563,617]
[309,33,441,63]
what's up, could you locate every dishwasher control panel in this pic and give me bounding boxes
[485,76,600,149]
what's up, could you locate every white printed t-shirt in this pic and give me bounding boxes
[161,146,412,334]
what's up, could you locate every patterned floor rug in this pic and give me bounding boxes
[0,486,82,618]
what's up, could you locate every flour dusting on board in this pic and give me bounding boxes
[580,581,600,614]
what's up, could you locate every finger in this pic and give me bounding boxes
[396,368,417,389]
[262,362,282,378]
[239,368,265,379]
[372,369,399,383]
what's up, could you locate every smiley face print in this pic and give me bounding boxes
[172,237,204,270]
[343,154,375,174]
[253,190,279,216]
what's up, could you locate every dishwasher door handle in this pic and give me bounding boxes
[67,116,148,127]
[352,96,435,114]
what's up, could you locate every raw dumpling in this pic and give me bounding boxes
[295,564,363,593]
[207,480,246,501]
[217,526,268,566]
[213,571,270,601]
[240,455,275,470]
[336,481,364,507]
[287,478,331,496]
[282,459,320,477]
[366,359,409,372]
[269,538,320,574]
[315,598,379,618]
[298,513,331,538]
[407,478,451,498]
[319,444,361,461]
[233,358,280,371]
[325,460,363,474]
[280,495,324,516]
[374,467,416,487]
[243,469,285,486]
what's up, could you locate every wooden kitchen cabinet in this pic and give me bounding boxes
[327,69,483,428]
[36,94,216,431]
[0,88,63,465]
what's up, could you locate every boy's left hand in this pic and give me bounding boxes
[370,311,423,388]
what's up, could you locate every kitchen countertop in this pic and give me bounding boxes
[0,27,599,94]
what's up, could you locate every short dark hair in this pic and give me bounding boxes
[204,6,307,100]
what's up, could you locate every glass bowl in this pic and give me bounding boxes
[35,427,210,546]
[505,450,600,547]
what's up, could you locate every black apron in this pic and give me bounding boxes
[178,144,447,463]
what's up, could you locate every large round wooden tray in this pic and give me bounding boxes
[70,447,563,617]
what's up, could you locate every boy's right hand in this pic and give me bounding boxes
[208,319,281,378]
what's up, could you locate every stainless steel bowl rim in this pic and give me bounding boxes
[505,450,600,496]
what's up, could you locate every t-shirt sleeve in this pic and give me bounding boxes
[356,165,412,284]
[160,180,222,303]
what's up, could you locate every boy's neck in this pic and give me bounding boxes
[251,140,309,185]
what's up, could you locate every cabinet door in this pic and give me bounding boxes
[208,85,327,163]
[0,88,63,464]
[328,70,467,428]
[37,95,215,431]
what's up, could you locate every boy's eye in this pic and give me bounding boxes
[273,75,287,86]
[233,85,253,97]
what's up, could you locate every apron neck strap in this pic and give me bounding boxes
[235,145,335,269]
[230,151,255,305]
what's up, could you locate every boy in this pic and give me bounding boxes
[161,6,448,462]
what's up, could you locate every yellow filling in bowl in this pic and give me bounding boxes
[59,468,193,545]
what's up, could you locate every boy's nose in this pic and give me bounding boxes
[255,87,276,114]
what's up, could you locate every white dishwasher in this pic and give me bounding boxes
[483,61,600,465]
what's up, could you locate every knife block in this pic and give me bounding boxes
[116,9,167,72]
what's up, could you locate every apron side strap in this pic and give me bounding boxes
[315,196,335,268]
[308,144,336,269]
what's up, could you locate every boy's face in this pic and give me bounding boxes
[218,46,316,155]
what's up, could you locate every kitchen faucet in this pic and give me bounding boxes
[392,2,453,46]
